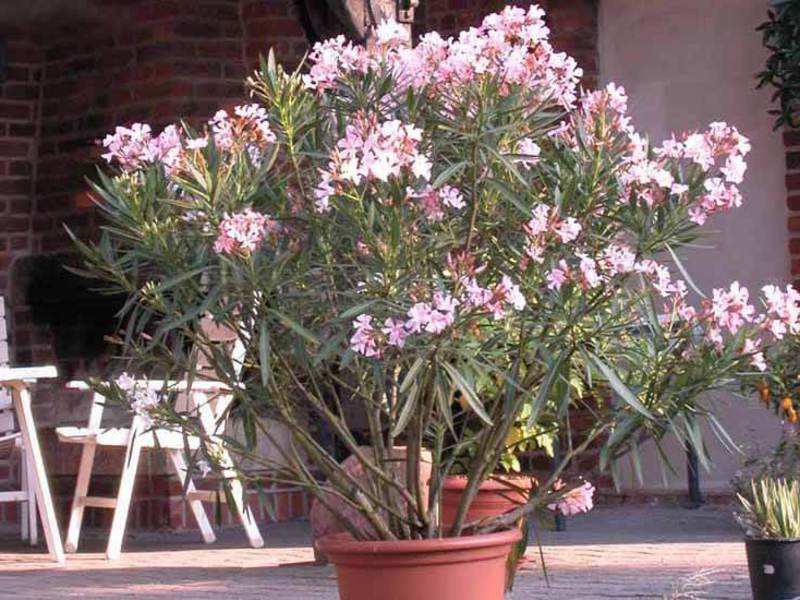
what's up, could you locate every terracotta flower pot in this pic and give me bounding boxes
[441,474,536,528]
[318,529,522,600]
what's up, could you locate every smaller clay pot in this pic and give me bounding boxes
[441,474,536,528]
[319,529,522,600]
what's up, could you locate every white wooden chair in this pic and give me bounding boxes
[0,365,65,563]
[56,318,264,559]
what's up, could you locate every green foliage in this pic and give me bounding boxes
[73,39,761,542]
[757,0,800,129]
[737,477,800,539]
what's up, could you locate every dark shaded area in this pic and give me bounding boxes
[23,253,123,376]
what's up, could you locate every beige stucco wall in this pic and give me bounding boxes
[599,0,788,493]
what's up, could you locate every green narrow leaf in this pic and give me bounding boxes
[399,357,425,394]
[392,384,418,438]
[441,362,492,425]
[339,300,379,320]
[529,351,566,426]
[268,309,319,345]
[585,350,653,419]
[432,161,468,188]
[666,244,706,299]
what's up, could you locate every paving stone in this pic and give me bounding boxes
[0,506,751,599]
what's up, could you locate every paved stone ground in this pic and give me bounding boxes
[0,506,750,599]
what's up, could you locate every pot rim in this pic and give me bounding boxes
[442,474,537,492]
[745,535,800,544]
[317,528,522,556]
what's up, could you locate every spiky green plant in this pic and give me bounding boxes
[736,478,800,539]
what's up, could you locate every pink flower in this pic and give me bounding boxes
[102,123,182,173]
[318,115,432,212]
[351,314,380,357]
[213,209,272,255]
[526,204,551,237]
[707,281,755,335]
[761,284,800,339]
[406,302,433,333]
[554,217,581,243]
[303,35,371,92]
[500,275,526,310]
[463,278,493,310]
[547,260,570,291]
[577,254,602,288]
[412,185,465,221]
[425,292,459,333]
[601,244,636,276]
[382,318,408,348]
[548,481,595,516]
[688,206,707,226]
[439,185,465,210]
[722,154,747,184]
[683,133,714,171]
[743,338,767,372]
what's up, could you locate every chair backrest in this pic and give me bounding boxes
[175,316,245,424]
[0,298,17,445]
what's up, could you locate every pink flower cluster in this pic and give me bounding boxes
[314,115,431,213]
[210,104,276,153]
[406,292,460,335]
[411,185,465,221]
[562,84,750,228]
[101,104,276,175]
[305,6,581,110]
[213,209,275,255]
[350,273,530,357]
[524,204,582,263]
[463,274,526,319]
[116,373,160,429]
[548,480,595,516]
[761,284,800,340]
[102,123,182,173]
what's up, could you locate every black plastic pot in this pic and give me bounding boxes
[745,537,800,600]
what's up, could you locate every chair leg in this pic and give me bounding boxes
[26,451,37,547]
[167,449,216,544]
[218,449,263,549]
[20,446,28,542]
[106,422,143,560]
[12,385,64,563]
[64,442,97,553]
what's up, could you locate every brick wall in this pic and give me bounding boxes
[0,29,44,364]
[0,0,312,532]
[0,0,603,531]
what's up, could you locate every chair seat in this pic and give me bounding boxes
[56,426,201,450]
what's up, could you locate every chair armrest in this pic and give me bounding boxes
[0,366,58,385]
[67,378,232,392]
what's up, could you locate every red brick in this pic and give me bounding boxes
[0,102,32,120]
[784,129,800,148]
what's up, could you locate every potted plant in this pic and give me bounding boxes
[71,5,800,599]
[439,395,552,528]
[737,478,800,600]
